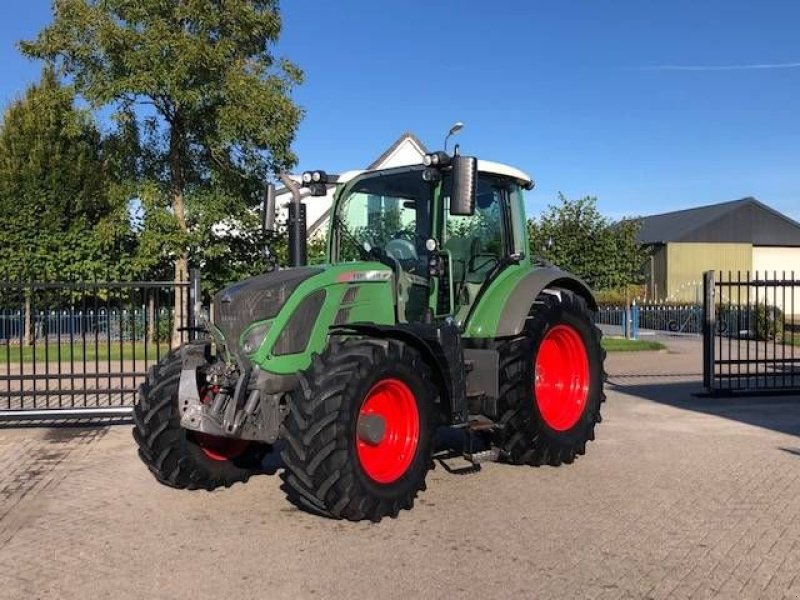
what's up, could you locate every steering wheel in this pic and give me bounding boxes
[385,238,417,261]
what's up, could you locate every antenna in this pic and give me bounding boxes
[444,121,464,152]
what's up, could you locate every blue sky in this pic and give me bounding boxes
[2,1,799,220]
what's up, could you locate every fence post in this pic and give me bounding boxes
[23,282,32,346]
[631,299,639,340]
[189,268,201,341]
[623,305,630,339]
[702,271,716,393]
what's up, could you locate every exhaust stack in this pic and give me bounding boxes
[278,173,310,268]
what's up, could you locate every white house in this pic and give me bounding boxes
[275,132,428,238]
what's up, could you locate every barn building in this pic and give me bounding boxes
[638,197,800,310]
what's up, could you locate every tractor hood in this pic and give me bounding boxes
[213,267,323,346]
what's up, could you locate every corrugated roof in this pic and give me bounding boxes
[637,197,800,247]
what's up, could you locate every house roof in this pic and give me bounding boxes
[367,132,428,169]
[637,197,800,247]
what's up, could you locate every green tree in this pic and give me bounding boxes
[528,193,646,291]
[0,69,133,342]
[0,68,130,281]
[22,0,303,343]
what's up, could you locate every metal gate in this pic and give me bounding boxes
[0,272,199,420]
[702,270,800,395]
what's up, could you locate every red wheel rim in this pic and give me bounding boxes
[356,378,420,484]
[193,387,250,462]
[194,433,250,462]
[534,324,590,431]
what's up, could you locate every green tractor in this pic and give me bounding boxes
[133,148,605,522]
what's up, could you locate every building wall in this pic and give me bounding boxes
[752,246,800,315]
[645,244,668,301]
[665,242,752,303]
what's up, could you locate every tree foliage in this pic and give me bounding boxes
[0,69,131,281]
[22,1,304,339]
[528,193,647,291]
[22,1,302,275]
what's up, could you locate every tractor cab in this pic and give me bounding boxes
[325,153,534,328]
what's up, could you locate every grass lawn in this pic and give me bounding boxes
[2,337,670,362]
[602,337,666,352]
[0,341,172,364]
[783,334,800,347]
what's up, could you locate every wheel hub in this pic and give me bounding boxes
[533,324,590,431]
[356,378,420,484]
[357,413,387,445]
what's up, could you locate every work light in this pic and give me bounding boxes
[423,152,451,168]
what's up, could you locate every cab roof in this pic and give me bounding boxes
[336,160,534,189]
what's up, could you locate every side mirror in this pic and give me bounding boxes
[450,155,477,216]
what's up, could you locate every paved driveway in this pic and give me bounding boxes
[1,338,799,599]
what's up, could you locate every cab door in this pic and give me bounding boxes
[441,173,516,322]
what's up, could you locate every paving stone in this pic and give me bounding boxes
[0,337,798,599]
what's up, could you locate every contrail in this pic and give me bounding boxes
[643,62,800,71]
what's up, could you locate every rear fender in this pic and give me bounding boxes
[464,265,598,338]
[497,267,597,337]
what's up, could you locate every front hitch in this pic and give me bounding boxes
[177,343,281,444]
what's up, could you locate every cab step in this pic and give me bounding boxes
[464,448,500,465]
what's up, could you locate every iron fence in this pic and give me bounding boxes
[595,304,706,336]
[0,273,199,420]
[0,307,177,342]
[703,270,800,395]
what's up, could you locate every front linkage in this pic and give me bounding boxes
[176,341,286,445]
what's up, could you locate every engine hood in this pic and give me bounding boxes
[213,266,323,346]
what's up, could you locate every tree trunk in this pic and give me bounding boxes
[23,291,32,346]
[172,255,188,348]
[169,114,189,349]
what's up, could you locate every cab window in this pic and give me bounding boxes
[444,175,510,285]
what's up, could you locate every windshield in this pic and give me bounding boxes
[334,168,433,270]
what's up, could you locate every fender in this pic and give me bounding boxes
[329,322,468,426]
[496,266,598,337]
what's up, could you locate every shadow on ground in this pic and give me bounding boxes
[609,377,800,439]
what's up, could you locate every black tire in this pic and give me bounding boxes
[132,348,266,490]
[496,289,605,466]
[281,337,436,522]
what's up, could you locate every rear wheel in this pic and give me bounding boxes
[497,290,605,466]
[281,337,435,522]
[132,348,266,490]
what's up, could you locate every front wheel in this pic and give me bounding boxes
[496,289,605,466]
[281,337,436,522]
[132,348,266,490]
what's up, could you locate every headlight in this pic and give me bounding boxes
[241,321,271,355]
